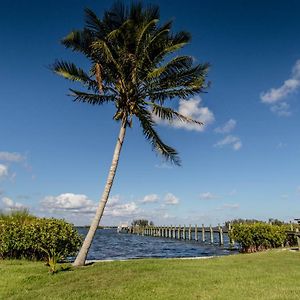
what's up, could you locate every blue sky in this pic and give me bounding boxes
[0,0,299,226]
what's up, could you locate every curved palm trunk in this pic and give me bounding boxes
[73,120,127,267]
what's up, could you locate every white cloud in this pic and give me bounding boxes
[141,194,159,204]
[0,151,25,162]
[2,197,25,210]
[0,164,8,179]
[40,193,140,218]
[104,202,139,217]
[155,96,214,132]
[215,119,237,134]
[41,193,96,213]
[260,60,300,115]
[164,193,179,205]
[199,192,218,200]
[214,135,242,151]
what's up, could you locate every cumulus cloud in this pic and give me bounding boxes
[0,151,25,162]
[105,202,139,217]
[164,193,179,205]
[199,192,218,200]
[260,60,300,116]
[41,193,96,213]
[40,193,140,218]
[214,135,242,151]
[0,164,8,179]
[155,96,214,132]
[141,194,159,204]
[2,197,25,210]
[215,119,236,134]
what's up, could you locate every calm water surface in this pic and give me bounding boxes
[77,228,238,260]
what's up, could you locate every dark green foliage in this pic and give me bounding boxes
[268,218,285,226]
[0,212,82,261]
[225,218,263,227]
[230,223,288,253]
[131,219,153,227]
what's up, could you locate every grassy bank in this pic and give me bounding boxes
[1,250,299,299]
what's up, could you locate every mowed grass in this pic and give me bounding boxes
[0,250,299,300]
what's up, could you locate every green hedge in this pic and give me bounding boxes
[229,223,288,252]
[0,212,82,261]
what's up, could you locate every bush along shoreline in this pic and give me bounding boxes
[0,210,82,273]
[229,222,297,253]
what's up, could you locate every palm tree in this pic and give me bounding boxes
[53,1,209,266]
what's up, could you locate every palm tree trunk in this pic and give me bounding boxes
[73,119,127,267]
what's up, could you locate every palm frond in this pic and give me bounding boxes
[85,8,107,33]
[147,56,194,80]
[61,30,92,55]
[137,109,181,165]
[52,61,97,90]
[150,103,203,126]
[69,89,115,105]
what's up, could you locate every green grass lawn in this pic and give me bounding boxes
[1,250,299,300]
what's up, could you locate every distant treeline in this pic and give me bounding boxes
[225,218,290,227]
[131,219,154,227]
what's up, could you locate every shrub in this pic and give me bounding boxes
[0,212,82,262]
[229,223,287,252]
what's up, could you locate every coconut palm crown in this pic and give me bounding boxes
[52,1,210,266]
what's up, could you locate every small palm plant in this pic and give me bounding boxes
[53,1,210,266]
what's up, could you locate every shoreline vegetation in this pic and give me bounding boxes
[1,250,299,299]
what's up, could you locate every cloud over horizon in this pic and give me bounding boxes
[141,194,159,204]
[164,193,180,205]
[2,197,25,210]
[40,193,141,220]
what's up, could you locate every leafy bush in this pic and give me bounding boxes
[229,223,287,252]
[0,212,82,262]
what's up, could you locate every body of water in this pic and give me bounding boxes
[77,228,238,261]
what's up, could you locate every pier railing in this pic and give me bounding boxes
[124,224,235,247]
[121,221,300,250]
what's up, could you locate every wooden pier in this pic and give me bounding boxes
[127,224,235,247]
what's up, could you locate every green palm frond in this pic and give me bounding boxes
[147,56,194,80]
[69,89,115,105]
[137,109,181,166]
[61,30,92,56]
[149,103,203,126]
[52,61,98,91]
[85,8,107,33]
